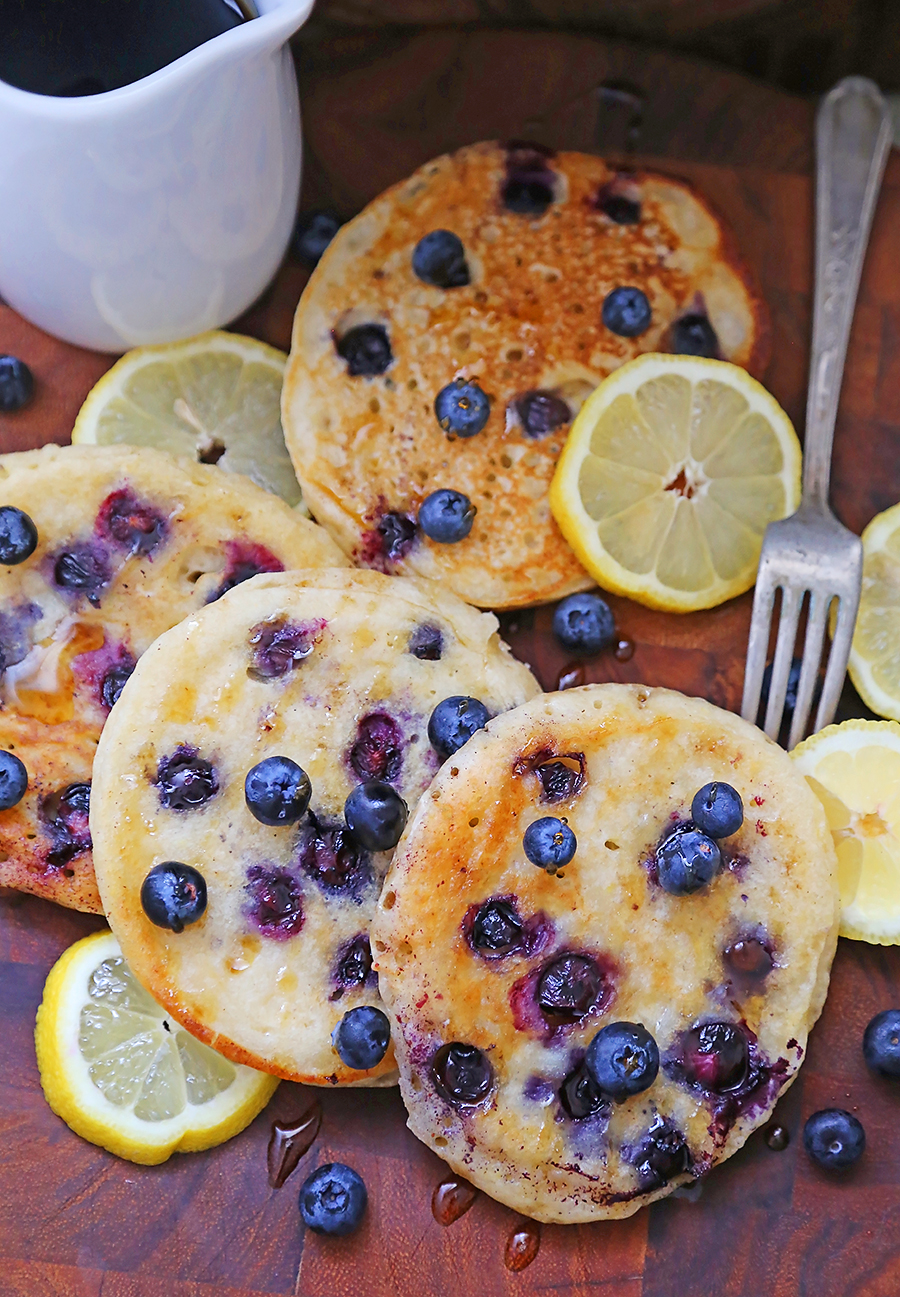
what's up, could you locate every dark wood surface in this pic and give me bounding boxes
[2,27,900,1297]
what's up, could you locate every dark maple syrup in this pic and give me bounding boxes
[504,1219,541,1271]
[267,1101,322,1188]
[1,0,253,98]
[763,1122,790,1151]
[614,636,635,662]
[431,1176,478,1226]
[556,663,585,691]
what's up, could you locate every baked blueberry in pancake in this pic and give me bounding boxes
[372,685,838,1220]
[283,142,770,609]
[0,444,345,913]
[90,569,539,1084]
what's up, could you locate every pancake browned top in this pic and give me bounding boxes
[283,143,769,609]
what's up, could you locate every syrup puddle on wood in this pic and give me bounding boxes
[504,1219,541,1271]
[267,1101,322,1188]
[432,1176,478,1226]
[614,637,635,662]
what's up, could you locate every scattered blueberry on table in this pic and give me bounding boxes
[299,1163,368,1236]
[863,1009,900,1078]
[0,355,35,412]
[293,209,342,268]
[552,592,616,655]
[803,1109,865,1170]
[140,861,207,933]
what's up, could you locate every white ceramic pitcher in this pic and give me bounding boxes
[0,0,315,352]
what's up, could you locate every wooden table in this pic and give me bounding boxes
[2,27,900,1297]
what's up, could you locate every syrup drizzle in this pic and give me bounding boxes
[267,1101,322,1188]
[505,1219,541,1271]
[431,1176,478,1226]
[556,663,585,691]
[763,1122,790,1151]
[614,637,635,662]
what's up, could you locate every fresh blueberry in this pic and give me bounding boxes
[552,592,616,655]
[523,817,576,873]
[0,356,35,412]
[537,954,602,1020]
[299,1163,367,1236]
[559,1063,608,1119]
[632,1118,690,1187]
[671,312,718,357]
[245,865,304,940]
[470,899,523,957]
[408,622,443,661]
[344,780,408,852]
[245,756,311,826]
[0,507,38,565]
[434,379,490,438]
[515,391,570,439]
[350,712,403,783]
[0,750,28,810]
[53,544,110,606]
[803,1109,865,1170]
[863,1009,900,1078]
[418,489,475,543]
[431,1042,493,1105]
[156,748,218,811]
[140,862,207,933]
[585,1021,659,1101]
[680,1021,748,1092]
[656,825,721,895]
[293,209,341,268]
[100,661,135,710]
[427,696,490,760]
[691,782,743,838]
[412,230,470,289]
[332,1005,391,1070]
[376,511,417,561]
[336,323,392,377]
[602,286,652,337]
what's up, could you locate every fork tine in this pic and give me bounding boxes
[741,571,776,726]
[763,586,802,739]
[788,590,830,749]
[815,586,861,731]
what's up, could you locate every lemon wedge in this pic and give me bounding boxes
[35,930,279,1164]
[71,330,306,511]
[845,501,900,720]
[549,354,802,612]
[792,719,900,944]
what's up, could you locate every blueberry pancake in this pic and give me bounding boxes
[283,142,769,609]
[372,684,839,1220]
[0,444,345,913]
[90,569,539,1085]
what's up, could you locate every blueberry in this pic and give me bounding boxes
[376,511,417,561]
[0,356,35,412]
[333,934,375,990]
[156,748,218,811]
[758,657,822,737]
[299,1163,367,1236]
[350,712,403,782]
[336,323,392,377]
[559,1063,608,1119]
[100,661,135,710]
[344,780,408,852]
[602,286,652,337]
[585,1021,659,1101]
[0,750,28,810]
[515,391,570,439]
[431,1042,493,1106]
[691,782,743,838]
[0,507,38,565]
[42,782,92,868]
[655,826,721,895]
[680,1021,748,1092]
[597,190,641,224]
[298,815,371,894]
[523,817,576,873]
[534,757,586,804]
[427,696,490,760]
[501,148,557,216]
[332,1005,391,1070]
[632,1118,690,1187]
[248,617,318,680]
[803,1108,865,1170]
[293,209,341,268]
[434,379,490,438]
[53,544,110,606]
[245,865,304,940]
[470,899,523,957]
[863,1009,900,1078]
[408,622,443,661]
[537,954,602,1020]
[671,312,718,358]
[552,592,616,655]
[140,862,207,933]
[245,756,311,826]
[418,489,475,543]
[98,489,166,556]
[412,230,470,289]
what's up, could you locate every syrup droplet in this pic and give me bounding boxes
[763,1122,790,1151]
[432,1176,478,1225]
[614,637,635,662]
[556,663,585,691]
[504,1219,541,1271]
[267,1101,322,1188]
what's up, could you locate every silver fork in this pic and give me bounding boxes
[741,77,892,748]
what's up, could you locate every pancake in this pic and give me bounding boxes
[371,684,839,1221]
[89,569,539,1085]
[283,142,770,609]
[0,444,346,913]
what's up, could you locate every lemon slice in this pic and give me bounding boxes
[845,501,900,719]
[792,719,900,944]
[71,330,307,511]
[35,930,279,1164]
[549,354,802,612]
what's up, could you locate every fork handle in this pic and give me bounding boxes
[803,77,892,511]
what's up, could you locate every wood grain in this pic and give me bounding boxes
[1,26,900,1297]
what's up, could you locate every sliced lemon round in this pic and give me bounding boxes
[35,929,279,1164]
[792,719,900,944]
[71,330,307,511]
[549,354,802,612]
[845,501,900,720]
